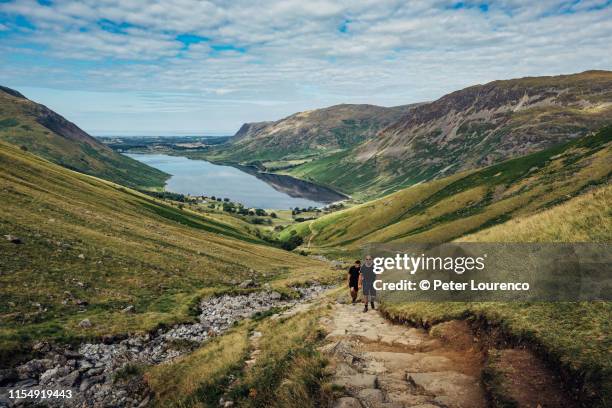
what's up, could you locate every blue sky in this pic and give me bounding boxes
[0,0,611,135]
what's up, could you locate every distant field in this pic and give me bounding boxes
[0,142,336,363]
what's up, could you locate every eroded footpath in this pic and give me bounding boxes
[320,301,576,408]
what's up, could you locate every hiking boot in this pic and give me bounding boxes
[363,305,368,313]
[371,301,375,310]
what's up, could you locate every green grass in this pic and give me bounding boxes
[0,141,337,363]
[145,302,334,408]
[281,71,612,198]
[378,183,612,407]
[0,86,168,188]
[282,127,612,255]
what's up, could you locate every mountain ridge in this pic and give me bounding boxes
[0,86,168,189]
[204,102,421,164]
[262,70,612,198]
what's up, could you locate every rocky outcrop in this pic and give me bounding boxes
[0,285,329,407]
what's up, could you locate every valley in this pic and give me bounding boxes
[190,71,612,200]
[0,71,610,408]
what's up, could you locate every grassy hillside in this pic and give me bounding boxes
[380,185,612,407]
[285,70,612,198]
[199,103,418,168]
[0,141,335,360]
[0,86,168,188]
[282,126,612,255]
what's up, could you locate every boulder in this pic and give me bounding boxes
[333,397,362,408]
[121,305,135,314]
[4,234,23,244]
[357,388,384,403]
[39,367,59,384]
[58,370,80,387]
[79,318,93,328]
[239,279,257,288]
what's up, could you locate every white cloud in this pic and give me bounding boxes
[0,0,610,133]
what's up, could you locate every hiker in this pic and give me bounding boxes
[347,260,361,304]
[360,255,376,312]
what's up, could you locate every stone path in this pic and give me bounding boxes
[320,303,487,408]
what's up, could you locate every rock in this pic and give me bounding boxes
[14,378,37,388]
[4,234,23,244]
[64,349,82,359]
[357,388,384,403]
[75,299,89,306]
[239,279,257,288]
[333,397,362,408]
[16,359,53,379]
[333,373,378,389]
[58,370,80,386]
[79,318,92,328]
[39,367,59,384]
[86,367,105,377]
[223,401,234,407]
[78,253,85,259]
[121,305,135,314]
[32,341,51,353]
[269,291,282,300]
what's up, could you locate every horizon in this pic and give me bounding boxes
[1,1,611,134]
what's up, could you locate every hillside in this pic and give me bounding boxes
[202,103,419,166]
[0,86,168,188]
[380,185,612,408]
[0,141,334,361]
[285,70,612,198]
[282,126,612,254]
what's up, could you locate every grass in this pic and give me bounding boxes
[0,141,337,363]
[0,86,168,188]
[458,184,612,242]
[229,308,330,408]
[145,303,333,408]
[282,127,612,256]
[145,325,250,407]
[378,184,612,407]
[281,71,612,198]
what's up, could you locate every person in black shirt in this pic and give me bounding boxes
[347,260,361,304]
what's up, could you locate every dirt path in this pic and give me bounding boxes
[320,299,579,408]
[320,302,487,408]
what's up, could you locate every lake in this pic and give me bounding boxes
[125,153,346,209]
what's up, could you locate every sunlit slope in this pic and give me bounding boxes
[283,126,611,252]
[285,70,612,198]
[0,142,333,352]
[381,184,612,408]
[0,86,168,188]
[457,184,611,242]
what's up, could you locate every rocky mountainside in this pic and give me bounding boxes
[0,86,168,188]
[283,126,611,251]
[286,70,612,198]
[206,103,419,163]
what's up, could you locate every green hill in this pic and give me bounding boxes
[0,141,334,360]
[200,103,419,168]
[282,126,612,255]
[0,86,168,188]
[283,71,612,198]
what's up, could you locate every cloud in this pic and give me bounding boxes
[0,0,610,133]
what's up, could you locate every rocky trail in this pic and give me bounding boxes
[320,301,575,408]
[0,285,329,408]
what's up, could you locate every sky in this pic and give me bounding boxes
[0,0,611,136]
